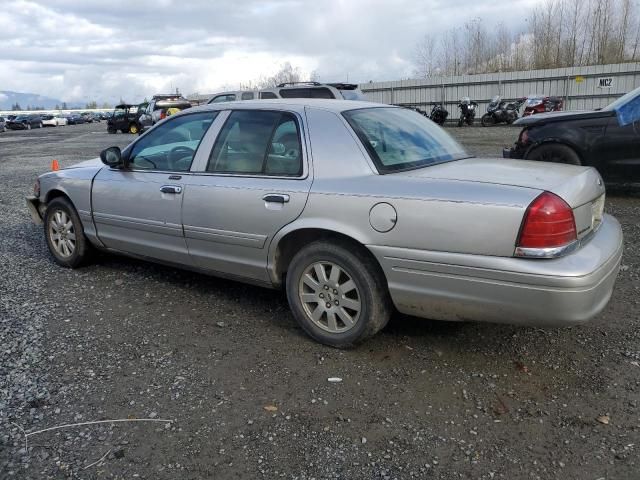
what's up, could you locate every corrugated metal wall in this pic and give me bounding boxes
[359,62,640,115]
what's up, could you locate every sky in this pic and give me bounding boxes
[0,0,543,104]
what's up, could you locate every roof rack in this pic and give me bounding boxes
[276,82,322,88]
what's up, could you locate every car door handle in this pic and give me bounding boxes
[262,194,290,204]
[160,185,182,194]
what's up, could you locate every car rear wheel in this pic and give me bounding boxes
[527,144,581,165]
[44,197,93,268]
[286,241,391,348]
[27,124,31,130]
[129,123,139,134]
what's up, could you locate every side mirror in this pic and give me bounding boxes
[100,146,123,167]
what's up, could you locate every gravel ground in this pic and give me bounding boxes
[0,122,638,479]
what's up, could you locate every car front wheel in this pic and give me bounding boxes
[286,241,391,348]
[44,197,92,268]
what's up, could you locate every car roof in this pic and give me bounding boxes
[190,98,389,114]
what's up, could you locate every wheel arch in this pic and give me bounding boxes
[524,139,585,164]
[268,225,386,289]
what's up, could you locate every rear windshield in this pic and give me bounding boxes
[340,89,367,101]
[279,87,335,99]
[343,107,469,173]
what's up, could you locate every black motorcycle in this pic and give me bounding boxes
[457,97,478,127]
[429,104,448,126]
[481,95,525,126]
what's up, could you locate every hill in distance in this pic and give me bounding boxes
[0,90,75,110]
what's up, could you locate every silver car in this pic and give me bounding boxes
[26,99,623,347]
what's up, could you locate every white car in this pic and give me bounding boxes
[42,114,68,127]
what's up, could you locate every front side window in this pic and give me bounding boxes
[343,107,469,173]
[206,110,302,176]
[241,92,255,100]
[128,112,218,171]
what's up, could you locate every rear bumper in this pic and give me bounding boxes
[503,145,525,159]
[26,196,44,224]
[369,214,623,327]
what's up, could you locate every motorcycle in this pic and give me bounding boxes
[523,95,564,116]
[457,97,478,126]
[429,104,448,126]
[481,95,526,126]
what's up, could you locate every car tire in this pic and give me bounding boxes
[39,122,43,128]
[458,118,464,127]
[120,129,128,134]
[27,124,31,130]
[44,197,93,268]
[129,123,139,134]
[286,240,391,348]
[527,144,581,165]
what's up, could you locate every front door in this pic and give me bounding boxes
[600,116,640,182]
[92,110,219,264]
[182,109,312,283]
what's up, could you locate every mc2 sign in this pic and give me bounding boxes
[597,77,614,89]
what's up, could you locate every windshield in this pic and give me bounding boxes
[340,89,367,101]
[604,85,640,126]
[526,97,544,106]
[343,107,469,173]
[490,95,501,103]
[460,97,470,104]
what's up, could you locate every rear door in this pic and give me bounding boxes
[182,108,312,283]
[92,111,219,264]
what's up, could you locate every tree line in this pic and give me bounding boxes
[413,0,640,77]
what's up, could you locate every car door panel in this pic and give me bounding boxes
[182,108,312,283]
[91,111,219,265]
[92,169,191,264]
[597,117,640,181]
[182,177,310,282]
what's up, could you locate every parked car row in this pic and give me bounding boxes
[0,111,111,132]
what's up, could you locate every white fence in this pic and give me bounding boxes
[359,62,640,115]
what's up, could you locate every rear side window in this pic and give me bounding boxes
[241,92,255,100]
[260,91,278,99]
[206,110,302,176]
[279,87,335,99]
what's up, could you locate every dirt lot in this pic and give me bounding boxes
[1,122,638,480]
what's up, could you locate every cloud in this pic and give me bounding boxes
[0,0,542,104]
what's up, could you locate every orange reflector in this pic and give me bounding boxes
[51,159,60,171]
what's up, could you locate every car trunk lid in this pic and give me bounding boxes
[398,157,606,241]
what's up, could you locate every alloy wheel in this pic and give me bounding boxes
[298,261,361,333]
[48,210,76,258]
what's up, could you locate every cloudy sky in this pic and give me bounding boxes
[0,0,543,104]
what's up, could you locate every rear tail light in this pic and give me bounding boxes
[515,191,577,258]
[160,111,167,120]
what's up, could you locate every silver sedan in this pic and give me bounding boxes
[26,99,623,347]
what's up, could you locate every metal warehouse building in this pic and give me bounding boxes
[359,62,640,113]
